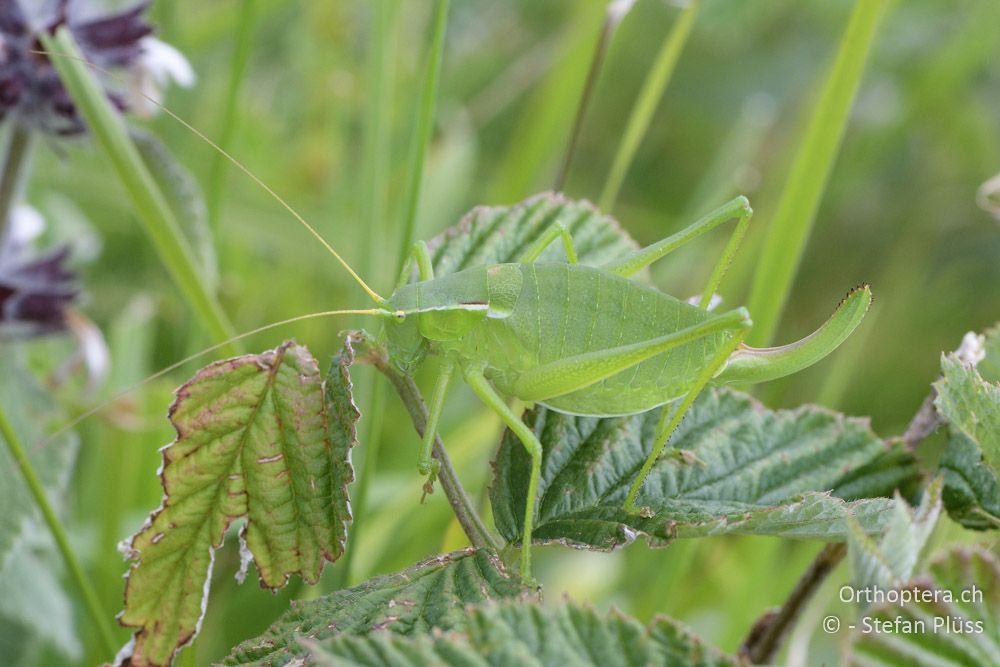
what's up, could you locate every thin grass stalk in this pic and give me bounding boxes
[598,0,700,212]
[395,0,450,274]
[746,0,889,347]
[554,0,636,192]
[334,0,400,589]
[206,0,258,231]
[0,123,33,238]
[0,400,118,658]
[41,29,240,355]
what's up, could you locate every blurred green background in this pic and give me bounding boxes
[10,0,1000,664]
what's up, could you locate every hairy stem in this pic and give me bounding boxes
[364,347,503,553]
[0,123,34,240]
[0,399,118,658]
[740,542,846,664]
[899,389,942,450]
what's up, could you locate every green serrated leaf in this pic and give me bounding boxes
[935,350,1000,531]
[118,341,356,667]
[0,358,77,569]
[131,127,218,291]
[491,389,917,550]
[224,548,530,666]
[935,353,1000,472]
[848,478,942,599]
[301,599,741,667]
[424,192,641,277]
[939,431,1000,530]
[847,547,1000,666]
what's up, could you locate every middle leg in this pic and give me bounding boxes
[463,363,543,583]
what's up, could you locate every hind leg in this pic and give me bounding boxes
[463,364,543,583]
[603,197,753,310]
[623,327,748,512]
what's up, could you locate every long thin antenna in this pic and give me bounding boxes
[33,47,386,306]
[47,308,386,443]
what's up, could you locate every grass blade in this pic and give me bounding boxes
[746,0,889,346]
[335,0,399,589]
[554,0,637,192]
[206,0,258,231]
[396,0,450,274]
[40,28,240,354]
[598,0,701,212]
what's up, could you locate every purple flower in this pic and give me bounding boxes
[0,0,153,135]
[0,207,77,338]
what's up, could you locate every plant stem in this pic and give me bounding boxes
[0,123,34,240]
[364,346,503,553]
[746,0,888,347]
[740,542,846,664]
[899,389,942,450]
[553,0,636,192]
[395,0,450,275]
[598,0,700,212]
[0,400,118,658]
[206,0,257,231]
[40,29,241,355]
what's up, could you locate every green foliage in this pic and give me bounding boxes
[39,28,239,353]
[301,599,740,667]
[131,128,218,291]
[423,192,639,276]
[0,529,80,660]
[746,0,889,346]
[846,547,1000,666]
[118,342,356,666]
[0,361,77,566]
[491,388,917,549]
[848,478,942,598]
[939,432,1000,531]
[225,549,530,666]
[936,340,1000,530]
[935,352,1000,472]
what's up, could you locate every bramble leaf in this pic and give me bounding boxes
[118,341,356,667]
[492,389,918,550]
[300,599,741,667]
[935,352,1000,472]
[224,548,530,666]
[848,478,942,598]
[423,192,640,277]
[936,343,1000,530]
[846,547,1000,666]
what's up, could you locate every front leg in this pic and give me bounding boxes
[463,363,542,583]
[417,358,455,499]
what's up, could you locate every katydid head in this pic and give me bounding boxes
[383,275,492,373]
